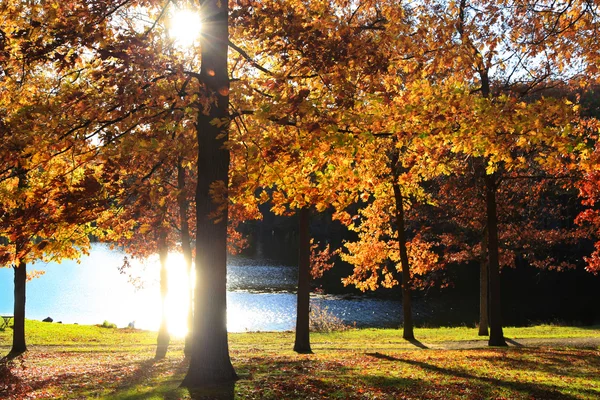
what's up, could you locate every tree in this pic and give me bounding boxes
[384,0,594,346]
[229,0,412,347]
[181,0,238,387]
[0,21,111,354]
[0,0,200,357]
[0,153,107,355]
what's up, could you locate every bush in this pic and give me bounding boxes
[309,303,354,333]
[99,320,117,329]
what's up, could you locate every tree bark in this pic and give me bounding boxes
[457,0,504,345]
[484,174,507,346]
[392,180,415,341]
[11,258,27,355]
[294,207,312,353]
[478,228,489,336]
[11,169,28,356]
[177,161,194,358]
[390,150,414,341]
[155,232,170,359]
[181,0,237,387]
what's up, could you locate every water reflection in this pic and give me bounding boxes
[0,244,412,334]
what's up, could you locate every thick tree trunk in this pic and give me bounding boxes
[478,228,489,336]
[155,233,170,359]
[392,181,415,340]
[11,259,27,355]
[177,161,194,358]
[484,174,507,346]
[294,207,312,353]
[181,0,237,387]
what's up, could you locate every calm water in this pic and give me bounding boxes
[0,244,417,335]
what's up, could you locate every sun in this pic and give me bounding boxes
[169,9,202,48]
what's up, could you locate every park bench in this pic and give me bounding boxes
[1,315,13,330]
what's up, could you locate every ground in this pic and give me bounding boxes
[1,321,599,399]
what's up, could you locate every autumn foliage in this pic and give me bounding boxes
[2,0,600,390]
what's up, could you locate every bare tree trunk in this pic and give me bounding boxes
[182,0,237,387]
[390,150,414,341]
[177,161,194,358]
[457,0,504,346]
[294,207,312,353]
[11,258,27,355]
[478,228,489,336]
[11,169,27,356]
[484,174,506,346]
[392,180,415,341]
[155,232,170,359]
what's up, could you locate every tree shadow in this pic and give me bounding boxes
[11,354,190,399]
[366,351,402,361]
[365,352,595,399]
[106,357,190,399]
[406,338,428,349]
[187,381,236,400]
[505,338,524,347]
[1,349,25,361]
[476,347,600,380]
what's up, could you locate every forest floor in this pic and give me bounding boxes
[1,321,599,399]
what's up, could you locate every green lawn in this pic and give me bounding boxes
[1,321,600,399]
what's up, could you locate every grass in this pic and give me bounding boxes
[1,321,600,399]
[0,320,159,348]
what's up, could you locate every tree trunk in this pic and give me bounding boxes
[484,174,507,346]
[177,161,194,358]
[392,180,415,341]
[391,149,414,341]
[181,0,237,387]
[458,0,500,344]
[11,259,27,355]
[11,169,28,356]
[294,207,312,353]
[155,232,170,359]
[478,228,489,336]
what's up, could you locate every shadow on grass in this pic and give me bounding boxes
[1,357,25,398]
[105,357,190,399]
[187,382,236,400]
[505,338,524,347]
[4,351,190,399]
[234,355,421,399]
[406,338,428,349]
[476,347,600,380]
[366,351,595,399]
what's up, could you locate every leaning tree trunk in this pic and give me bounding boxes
[177,161,194,358]
[181,0,237,387]
[478,228,489,336]
[484,174,506,346]
[155,232,170,359]
[294,207,312,353]
[11,258,27,355]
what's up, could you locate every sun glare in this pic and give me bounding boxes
[169,9,202,48]
[165,252,194,337]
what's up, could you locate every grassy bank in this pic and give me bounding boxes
[1,321,600,399]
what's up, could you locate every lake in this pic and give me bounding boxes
[0,244,421,335]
